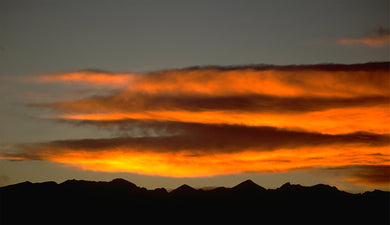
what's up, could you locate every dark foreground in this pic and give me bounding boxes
[0,179,389,224]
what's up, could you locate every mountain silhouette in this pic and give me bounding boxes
[109,178,138,188]
[232,179,266,192]
[170,184,199,196]
[278,182,338,192]
[1,179,389,224]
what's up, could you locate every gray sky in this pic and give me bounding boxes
[1,0,388,76]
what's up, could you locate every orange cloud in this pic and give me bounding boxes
[20,70,137,87]
[27,63,389,135]
[2,143,389,178]
[2,120,389,178]
[130,68,390,97]
[33,93,389,114]
[6,62,390,191]
[55,105,390,134]
[21,63,390,97]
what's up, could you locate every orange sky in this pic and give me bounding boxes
[2,63,390,190]
[56,106,390,135]
[5,145,389,178]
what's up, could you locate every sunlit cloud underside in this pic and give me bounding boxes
[3,62,390,189]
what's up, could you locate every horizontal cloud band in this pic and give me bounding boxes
[30,94,390,114]
[4,122,390,157]
[4,62,389,186]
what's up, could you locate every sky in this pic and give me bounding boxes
[0,0,389,192]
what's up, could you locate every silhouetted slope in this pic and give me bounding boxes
[232,179,266,192]
[1,179,389,224]
[170,184,199,196]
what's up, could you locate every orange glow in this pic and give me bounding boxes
[57,105,390,134]
[23,71,137,87]
[23,69,390,97]
[8,64,390,190]
[338,34,390,48]
[3,145,388,177]
[130,69,390,97]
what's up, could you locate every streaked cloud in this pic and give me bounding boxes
[344,165,390,185]
[338,28,390,48]
[26,62,390,134]
[19,70,138,87]
[313,165,390,187]
[2,62,389,189]
[5,121,390,153]
[21,63,390,96]
[31,94,389,114]
[1,121,389,178]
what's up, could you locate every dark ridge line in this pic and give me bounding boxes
[1,178,389,224]
[1,178,388,194]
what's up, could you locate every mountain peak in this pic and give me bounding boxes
[110,178,137,188]
[233,179,265,191]
[280,182,292,188]
[1,178,389,224]
[170,184,197,195]
[111,178,129,183]
[152,187,168,194]
[278,182,304,191]
[312,183,339,192]
[109,178,139,190]
[278,183,339,193]
[60,179,80,185]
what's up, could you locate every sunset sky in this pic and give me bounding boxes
[0,0,389,192]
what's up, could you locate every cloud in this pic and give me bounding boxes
[25,62,390,134]
[20,62,390,96]
[338,28,390,47]
[314,165,390,187]
[30,94,389,114]
[18,70,138,87]
[1,121,389,177]
[7,62,390,180]
[7,121,390,154]
[33,104,390,135]
[346,165,390,185]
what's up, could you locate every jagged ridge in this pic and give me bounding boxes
[1,179,389,224]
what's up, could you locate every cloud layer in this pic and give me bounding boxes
[2,62,389,187]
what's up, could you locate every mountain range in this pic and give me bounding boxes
[1,179,389,224]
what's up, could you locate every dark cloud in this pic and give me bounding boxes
[179,62,389,72]
[4,121,390,160]
[349,165,390,185]
[89,120,390,148]
[315,165,390,185]
[29,94,390,114]
[374,27,390,36]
